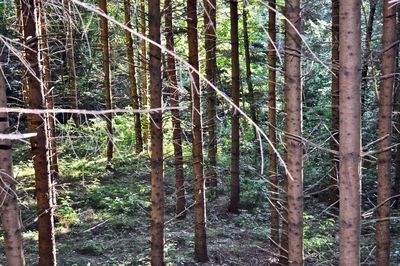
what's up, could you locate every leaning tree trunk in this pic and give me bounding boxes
[329,0,340,207]
[228,0,240,214]
[375,0,396,264]
[0,65,25,266]
[187,0,208,261]
[99,0,113,162]
[140,0,149,148]
[284,0,303,264]
[165,0,186,218]
[21,0,57,264]
[338,0,362,264]
[124,0,143,153]
[203,0,217,187]
[267,0,279,247]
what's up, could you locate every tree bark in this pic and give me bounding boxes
[165,0,186,218]
[99,0,113,162]
[394,6,400,209]
[141,0,149,148]
[187,0,208,261]
[0,65,25,266]
[21,0,57,264]
[267,0,279,247]
[228,0,240,214]
[338,0,362,264]
[124,0,143,154]
[375,1,396,264]
[284,0,303,264]
[203,0,217,187]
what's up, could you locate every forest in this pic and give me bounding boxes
[0,0,399,265]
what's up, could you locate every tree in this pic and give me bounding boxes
[0,66,25,266]
[21,0,57,263]
[165,0,186,218]
[140,0,149,148]
[203,0,217,187]
[99,0,113,162]
[124,0,143,153]
[338,0,361,264]
[394,6,400,209]
[284,0,303,264]
[375,0,396,264]
[228,0,240,214]
[267,0,279,246]
[187,0,208,261]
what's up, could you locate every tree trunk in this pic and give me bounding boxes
[329,0,340,207]
[21,0,57,264]
[124,0,143,154]
[0,66,25,266]
[284,0,303,264]
[243,3,257,139]
[99,0,113,162]
[203,0,217,187]
[339,0,362,264]
[394,6,400,209]
[187,0,208,261]
[375,1,396,264]
[63,0,79,126]
[267,0,279,247]
[228,0,240,214]
[140,0,149,148]
[149,0,164,263]
[165,0,186,218]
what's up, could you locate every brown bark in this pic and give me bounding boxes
[228,0,240,215]
[124,0,143,154]
[165,0,186,218]
[267,0,279,247]
[284,0,303,264]
[394,6,400,209]
[203,0,217,187]
[99,0,113,162]
[141,0,149,148]
[375,1,396,264]
[243,4,257,139]
[338,0,362,264]
[21,0,57,264]
[149,0,164,263]
[187,0,208,261]
[0,66,25,266]
[329,0,340,207]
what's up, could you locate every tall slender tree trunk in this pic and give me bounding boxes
[99,0,113,162]
[394,6,400,209]
[243,3,257,139]
[228,0,240,214]
[124,0,143,153]
[267,0,279,247]
[63,0,79,126]
[165,0,186,218]
[329,0,340,207]
[22,0,57,264]
[149,0,164,263]
[0,66,25,266]
[187,0,208,261]
[375,1,396,264]
[141,0,149,148]
[203,0,217,187]
[338,0,362,264]
[284,0,303,264]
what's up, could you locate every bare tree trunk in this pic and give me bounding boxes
[165,0,186,218]
[124,0,143,154]
[284,0,303,264]
[339,0,362,264]
[21,0,57,264]
[0,66,25,266]
[203,0,217,187]
[99,0,113,162]
[141,0,149,149]
[149,0,164,263]
[228,0,240,215]
[63,0,79,126]
[267,0,279,247]
[329,0,340,207]
[394,6,400,209]
[375,1,396,264]
[187,0,208,261]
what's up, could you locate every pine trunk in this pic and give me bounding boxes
[141,0,149,148]
[394,6,400,209]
